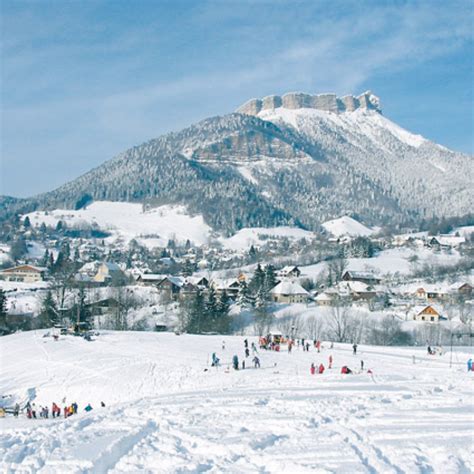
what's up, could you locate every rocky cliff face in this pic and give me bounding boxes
[237,91,381,115]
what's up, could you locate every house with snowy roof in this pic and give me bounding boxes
[427,235,465,249]
[212,278,240,298]
[136,274,167,286]
[271,281,310,304]
[410,305,443,323]
[0,264,46,283]
[337,281,377,301]
[342,271,381,285]
[277,265,301,279]
[314,291,334,306]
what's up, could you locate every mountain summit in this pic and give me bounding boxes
[4,91,473,234]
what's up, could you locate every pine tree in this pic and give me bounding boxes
[0,289,8,332]
[249,264,265,295]
[204,286,219,331]
[39,291,58,328]
[41,249,49,267]
[263,264,277,297]
[216,290,231,334]
[23,216,31,229]
[76,285,91,326]
[237,280,251,309]
[186,289,205,333]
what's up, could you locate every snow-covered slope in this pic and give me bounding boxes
[322,216,375,237]
[26,201,213,247]
[0,331,472,472]
[220,226,315,251]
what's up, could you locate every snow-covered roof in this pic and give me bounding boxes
[314,292,333,301]
[337,281,372,293]
[139,274,166,281]
[271,281,309,296]
[343,270,380,280]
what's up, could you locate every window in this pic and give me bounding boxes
[431,317,435,322]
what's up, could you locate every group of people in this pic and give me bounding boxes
[20,400,102,419]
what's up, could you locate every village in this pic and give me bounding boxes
[0,215,472,348]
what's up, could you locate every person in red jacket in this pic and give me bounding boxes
[318,363,325,374]
[310,363,316,375]
[341,366,352,374]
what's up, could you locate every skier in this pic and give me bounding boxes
[244,339,249,349]
[310,363,316,375]
[288,341,292,353]
[427,345,432,355]
[316,340,321,353]
[467,358,473,372]
[72,402,78,414]
[245,348,250,358]
[341,366,352,374]
[328,355,333,369]
[242,360,246,370]
[13,403,19,418]
[251,342,257,354]
[305,342,310,352]
[212,352,220,366]
[318,363,325,374]
[232,355,239,370]
[360,360,364,371]
[222,341,226,350]
[352,343,358,355]
[31,403,37,419]
[253,356,261,368]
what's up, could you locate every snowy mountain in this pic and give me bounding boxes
[4,91,473,234]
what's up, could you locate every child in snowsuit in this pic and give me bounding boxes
[310,363,316,375]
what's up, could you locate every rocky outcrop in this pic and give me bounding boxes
[237,91,381,115]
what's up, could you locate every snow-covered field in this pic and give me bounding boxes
[0,331,472,473]
[25,202,213,247]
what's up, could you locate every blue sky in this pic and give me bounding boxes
[1,0,473,197]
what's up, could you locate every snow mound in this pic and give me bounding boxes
[25,201,213,247]
[221,226,315,251]
[322,216,374,237]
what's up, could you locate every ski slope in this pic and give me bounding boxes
[0,331,472,473]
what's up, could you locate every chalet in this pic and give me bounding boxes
[338,281,376,301]
[456,283,473,297]
[314,291,333,306]
[186,276,209,288]
[427,235,465,249]
[411,305,442,323]
[413,285,448,301]
[213,279,240,298]
[277,265,301,279]
[86,298,119,316]
[271,281,310,304]
[94,262,123,283]
[76,261,124,285]
[415,287,426,299]
[342,271,381,285]
[0,264,45,283]
[136,274,166,286]
[156,276,184,300]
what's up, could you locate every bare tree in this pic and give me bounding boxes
[305,315,325,341]
[326,297,352,342]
